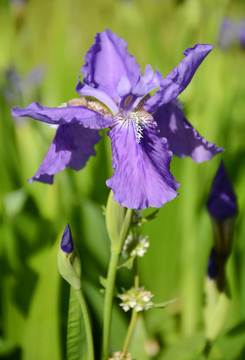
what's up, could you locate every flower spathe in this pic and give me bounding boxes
[12,29,223,209]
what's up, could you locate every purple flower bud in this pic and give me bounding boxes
[61,224,74,254]
[207,247,217,280]
[207,161,237,223]
[218,17,234,50]
[240,21,245,48]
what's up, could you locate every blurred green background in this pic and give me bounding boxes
[1,0,245,359]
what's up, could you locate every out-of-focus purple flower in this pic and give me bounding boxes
[61,224,74,254]
[10,0,26,3]
[4,65,45,104]
[240,20,245,47]
[218,17,245,50]
[207,161,237,222]
[12,29,222,209]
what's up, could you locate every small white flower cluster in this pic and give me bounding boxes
[131,235,149,257]
[119,287,154,312]
[109,351,132,360]
[122,234,149,259]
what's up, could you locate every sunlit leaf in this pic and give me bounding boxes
[67,288,88,360]
[23,237,61,360]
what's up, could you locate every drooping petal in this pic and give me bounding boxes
[80,29,141,102]
[12,102,113,129]
[106,112,179,210]
[29,123,101,184]
[153,101,224,162]
[145,44,214,113]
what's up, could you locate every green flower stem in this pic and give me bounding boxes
[75,289,94,360]
[101,208,133,360]
[122,308,138,354]
[122,258,139,355]
[101,251,121,360]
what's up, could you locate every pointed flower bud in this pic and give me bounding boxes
[57,224,81,290]
[206,161,238,290]
[61,223,74,253]
[207,161,237,223]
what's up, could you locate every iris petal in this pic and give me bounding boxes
[145,44,214,113]
[29,123,101,184]
[76,82,118,114]
[106,113,179,210]
[12,102,113,129]
[81,29,141,102]
[154,101,224,162]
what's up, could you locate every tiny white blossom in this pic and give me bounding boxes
[118,287,154,312]
[135,304,143,312]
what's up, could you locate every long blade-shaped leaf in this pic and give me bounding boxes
[67,288,88,360]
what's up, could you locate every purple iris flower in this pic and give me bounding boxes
[12,29,222,210]
[218,17,245,50]
[207,161,237,222]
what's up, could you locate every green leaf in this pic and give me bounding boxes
[23,237,61,360]
[67,288,88,360]
[160,333,205,360]
[118,256,135,270]
[153,298,177,309]
[213,321,245,360]
[0,337,17,356]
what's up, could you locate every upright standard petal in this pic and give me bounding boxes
[81,29,141,102]
[133,65,162,96]
[145,44,214,113]
[154,101,224,162]
[12,102,113,129]
[29,123,101,184]
[106,112,179,210]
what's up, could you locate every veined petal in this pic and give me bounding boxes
[12,102,113,129]
[81,29,141,102]
[106,112,179,210]
[29,123,100,184]
[145,44,214,113]
[154,101,224,162]
[132,66,162,110]
[133,65,162,96]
